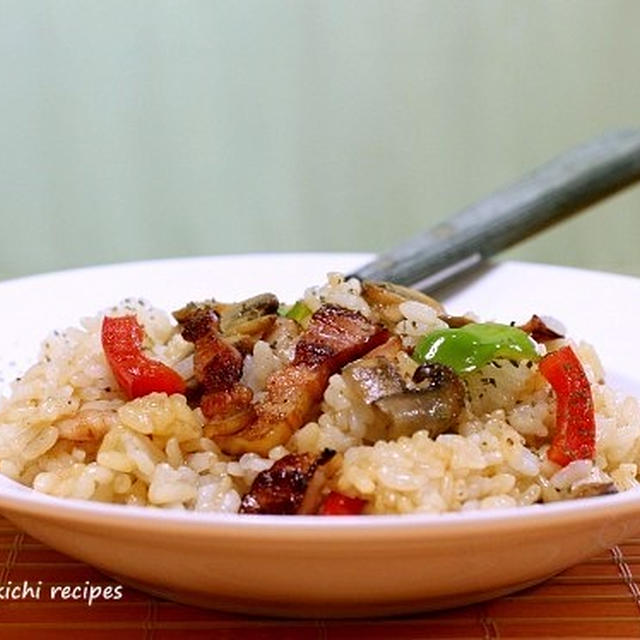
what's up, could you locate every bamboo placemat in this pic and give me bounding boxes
[2,516,640,639]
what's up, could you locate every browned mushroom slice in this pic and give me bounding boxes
[174,294,280,356]
[361,280,444,325]
[375,362,465,440]
[217,293,279,354]
[519,314,565,343]
[373,383,465,440]
[365,335,404,361]
[217,293,279,335]
[239,449,336,515]
[440,315,475,329]
[342,356,405,404]
[569,480,618,499]
[343,357,465,441]
[264,316,302,361]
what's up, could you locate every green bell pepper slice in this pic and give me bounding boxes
[413,322,539,374]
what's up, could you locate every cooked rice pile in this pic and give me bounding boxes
[1,277,639,515]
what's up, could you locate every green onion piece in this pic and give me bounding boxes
[285,300,312,324]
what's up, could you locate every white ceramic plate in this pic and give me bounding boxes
[1,254,640,618]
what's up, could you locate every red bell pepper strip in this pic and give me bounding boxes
[538,345,595,467]
[101,315,186,400]
[319,491,367,515]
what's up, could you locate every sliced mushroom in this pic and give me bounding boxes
[174,294,280,355]
[343,357,465,441]
[569,479,618,499]
[440,315,475,329]
[519,314,565,343]
[217,293,279,334]
[361,280,444,325]
[264,316,302,362]
[365,335,404,360]
[374,363,465,440]
[342,356,405,404]
[413,361,463,389]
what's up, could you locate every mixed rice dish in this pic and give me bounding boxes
[0,274,638,516]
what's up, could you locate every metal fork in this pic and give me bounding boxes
[349,129,640,290]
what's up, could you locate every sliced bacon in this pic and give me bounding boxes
[214,305,389,456]
[194,332,244,392]
[174,303,255,430]
[292,304,389,370]
[239,449,336,515]
[201,386,256,436]
[215,366,323,455]
[177,302,388,456]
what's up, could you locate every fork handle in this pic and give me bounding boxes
[349,129,640,290]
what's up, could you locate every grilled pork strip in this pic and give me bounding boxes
[214,305,389,456]
[240,449,336,515]
[174,303,256,433]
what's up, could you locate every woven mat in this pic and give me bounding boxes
[1,516,640,639]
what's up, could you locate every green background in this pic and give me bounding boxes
[1,0,639,281]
